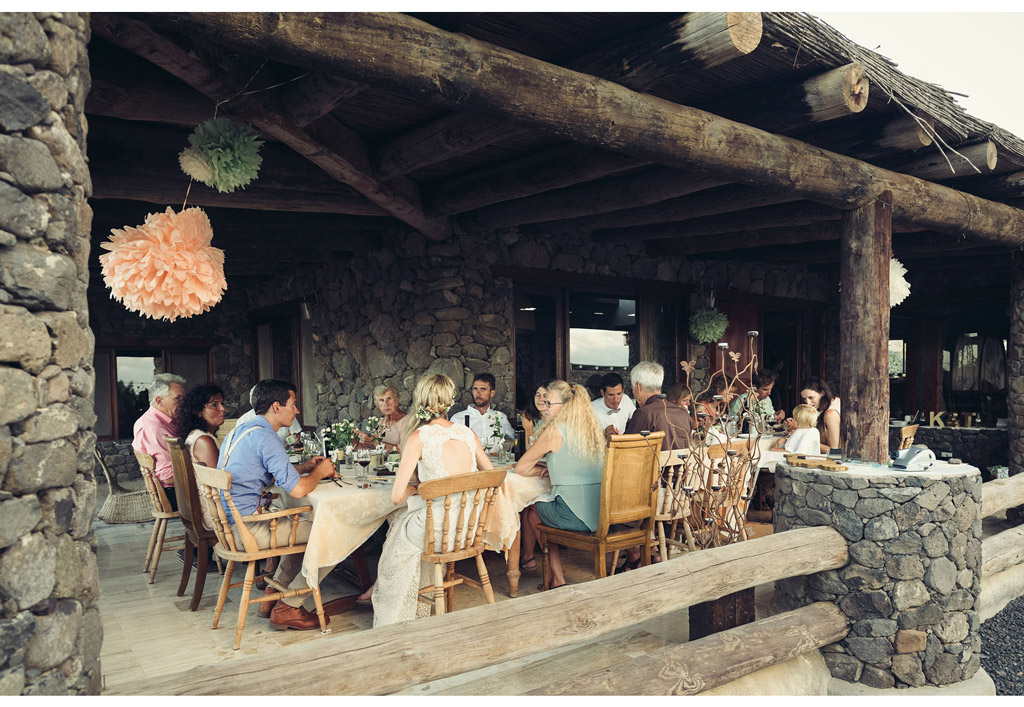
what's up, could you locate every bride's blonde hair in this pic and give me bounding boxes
[545,380,605,464]
[402,372,456,442]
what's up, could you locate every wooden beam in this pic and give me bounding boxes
[950,170,1024,201]
[982,474,1024,518]
[982,525,1024,578]
[798,113,934,163]
[595,201,841,243]
[459,170,728,233]
[372,12,762,180]
[427,144,644,216]
[651,222,842,256]
[276,72,365,126]
[702,62,869,134]
[140,12,1024,245]
[840,191,892,463]
[529,602,849,695]
[104,526,848,696]
[895,141,998,181]
[86,74,213,125]
[91,14,451,241]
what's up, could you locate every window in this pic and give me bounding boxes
[569,294,637,392]
[251,303,317,428]
[93,340,213,440]
[888,339,906,377]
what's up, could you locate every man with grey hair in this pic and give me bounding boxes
[131,373,186,510]
[624,361,691,451]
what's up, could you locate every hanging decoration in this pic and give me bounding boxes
[689,307,729,344]
[889,257,911,307]
[99,207,226,322]
[179,117,264,193]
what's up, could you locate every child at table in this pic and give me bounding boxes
[770,404,821,455]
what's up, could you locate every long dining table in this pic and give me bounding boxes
[277,463,553,609]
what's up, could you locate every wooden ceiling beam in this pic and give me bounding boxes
[144,12,1024,245]
[86,74,213,124]
[890,140,998,181]
[372,12,762,180]
[456,65,870,230]
[948,170,1024,202]
[276,72,366,127]
[91,14,451,241]
[426,144,644,216]
[595,201,841,243]
[459,171,729,234]
[796,112,934,163]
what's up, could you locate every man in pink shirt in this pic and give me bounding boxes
[132,373,185,510]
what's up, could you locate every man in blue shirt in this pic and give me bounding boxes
[218,379,336,631]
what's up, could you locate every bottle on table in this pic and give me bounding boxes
[514,412,526,461]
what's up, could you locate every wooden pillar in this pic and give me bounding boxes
[923,319,942,414]
[840,191,892,463]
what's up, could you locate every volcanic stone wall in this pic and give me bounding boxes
[774,463,983,689]
[0,12,101,696]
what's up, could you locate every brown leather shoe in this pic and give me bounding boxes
[256,586,277,619]
[268,602,329,631]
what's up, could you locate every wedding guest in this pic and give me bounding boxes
[666,382,695,428]
[356,384,408,453]
[456,373,514,449]
[770,403,821,454]
[625,361,692,451]
[696,373,733,429]
[173,382,227,469]
[516,380,605,589]
[591,372,635,439]
[800,376,841,454]
[729,371,786,426]
[370,373,494,625]
[522,381,552,448]
[132,373,185,511]
[232,384,301,444]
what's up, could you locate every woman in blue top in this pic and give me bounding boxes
[515,380,605,589]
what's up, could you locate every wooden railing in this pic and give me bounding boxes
[107,525,849,696]
[981,473,1024,578]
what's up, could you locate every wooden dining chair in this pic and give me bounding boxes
[899,424,919,449]
[416,469,507,617]
[655,448,699,560]
[165,437,223,611]
[192,463,327,650]
[537,431,664,589]
[136,451,185,584]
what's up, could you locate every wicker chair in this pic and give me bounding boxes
[136,451,185,583]
[94,447,153,524]
[416,469,507,616]
[537,432,664,588]
[193,462,327,650]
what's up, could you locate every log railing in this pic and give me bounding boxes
[106,525,848,696]
[981,474,1024,580]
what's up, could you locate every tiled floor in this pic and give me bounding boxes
[94,479,776,694]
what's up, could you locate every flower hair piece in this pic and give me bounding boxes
[416,402,452,421]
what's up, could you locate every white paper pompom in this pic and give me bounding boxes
[890,257,911,307]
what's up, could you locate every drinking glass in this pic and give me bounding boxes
[501,439,515,463]
[356,449,371,482]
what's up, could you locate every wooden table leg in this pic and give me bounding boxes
[507,529,521,598]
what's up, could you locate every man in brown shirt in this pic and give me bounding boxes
[624,360,691,451]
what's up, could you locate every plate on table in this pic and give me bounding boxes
[374,466,394,475]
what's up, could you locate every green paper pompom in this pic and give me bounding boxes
[182,118,264,193]
[689,307,729,344]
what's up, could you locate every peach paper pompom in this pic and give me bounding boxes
[99,207,227,322]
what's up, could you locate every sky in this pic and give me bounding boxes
[812,12,1024,141]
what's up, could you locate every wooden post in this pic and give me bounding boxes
[840,191,892,463]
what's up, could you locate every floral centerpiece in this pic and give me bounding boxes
[488,413,505,451]
[364,416,386,449]
[322,420,356,453]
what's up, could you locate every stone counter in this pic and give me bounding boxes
[774,461,983,690]
[889,425,1007,472]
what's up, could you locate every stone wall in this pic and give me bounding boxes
[1009,260,1024,476]
[0,12,101,696]
[221,229,832,428]
[774,463,983,690]
[888,426,1008,473]
[92,439,137,484]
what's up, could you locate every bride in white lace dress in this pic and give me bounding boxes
[372,373,494,627]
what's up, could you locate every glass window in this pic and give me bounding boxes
[116,353,158,438]
[888,340,905,377]
[168,352,207,391]
[569,293,637,396]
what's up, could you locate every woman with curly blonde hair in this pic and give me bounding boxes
[368,372,494,625]
[515,379,605,589]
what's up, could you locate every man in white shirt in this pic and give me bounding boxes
[591,372,635,438]
[457,373,514,450]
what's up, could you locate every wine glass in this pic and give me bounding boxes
[355,449,371,482]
